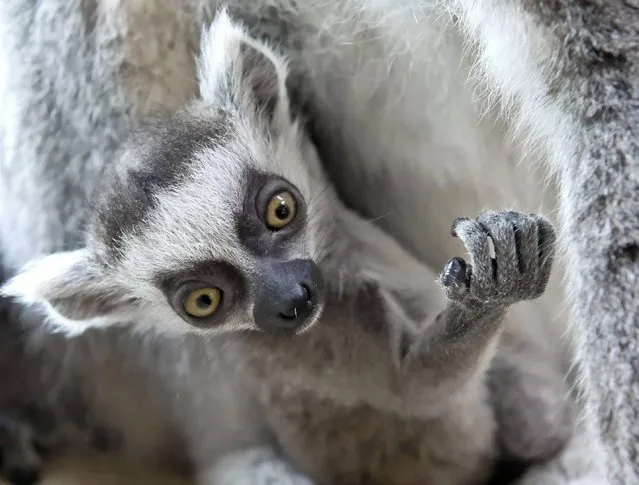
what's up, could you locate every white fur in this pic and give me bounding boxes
[202,448,315,485]
[199,9,291,125]
[0,251,120,335]
[1,250,87,302]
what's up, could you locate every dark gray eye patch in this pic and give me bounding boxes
[155,260,247,329]
[235,168,307,258]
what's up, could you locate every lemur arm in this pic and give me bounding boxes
[335,209,555,385]
[331,208,568,463]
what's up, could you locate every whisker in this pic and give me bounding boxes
[365,211,395,224]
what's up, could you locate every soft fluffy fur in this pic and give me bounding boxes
[0,0,636,484]
[0,13,569,484]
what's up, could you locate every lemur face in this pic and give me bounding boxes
[154,165,326,335]
[1,11,335,337]
[89,105,328,335]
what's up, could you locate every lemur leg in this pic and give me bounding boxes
[0,414,41,485]
[0,400,122,485]
[0,304,122,485]
[488,340,575,463]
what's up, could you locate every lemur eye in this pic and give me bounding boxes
[265,190,297,230]
[183,287,222,318]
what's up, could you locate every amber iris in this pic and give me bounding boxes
[265,190,297,229]
[183,287,222,318]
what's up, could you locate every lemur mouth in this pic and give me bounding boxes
[253,260,324,334]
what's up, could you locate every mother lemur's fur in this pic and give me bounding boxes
[0,8,569,485]
[0,0,636,484]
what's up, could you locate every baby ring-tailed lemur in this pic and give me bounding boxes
[0,12,569,485]
[0,1,636,483]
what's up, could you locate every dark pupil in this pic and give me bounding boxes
[196,294,212,308]
[275,202,290,220]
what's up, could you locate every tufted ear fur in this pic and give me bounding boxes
[197,8,291,128]
[0,250,137,335]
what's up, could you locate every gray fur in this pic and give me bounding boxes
[0,0,634,484]
[0,10,570,484]
[524,3,638,481]
[0,305,176,483]
[447,2,639,481]
[0,167,562,483]
[96,112,232,260]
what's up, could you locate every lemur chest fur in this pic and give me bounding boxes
[256,385,496,485]
[218,292,498,485]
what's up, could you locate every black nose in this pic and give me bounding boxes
[253,259,323,333]
[278,283,313,320]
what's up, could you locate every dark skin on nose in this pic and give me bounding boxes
[278,283,312,320]
[253,259,323,333]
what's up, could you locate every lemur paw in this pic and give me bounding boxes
[440,211,555,306]
[0,414,42,485]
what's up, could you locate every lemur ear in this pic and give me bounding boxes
[198,8,291,127]
[0,250,137,335]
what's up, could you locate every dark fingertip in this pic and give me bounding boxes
[451,217,469,237]
[8,466,40,485]
[465,262,473,282]
[441,257,467,286]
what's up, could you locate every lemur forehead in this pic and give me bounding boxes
[95,111,237,262]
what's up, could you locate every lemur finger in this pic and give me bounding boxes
[453,218,494,299]
[450,217,469,238]
[440,257,469,300]
[511,214,539,277]
[535,216,556,296]
[476,212,519,285]
[440,257,468,287]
